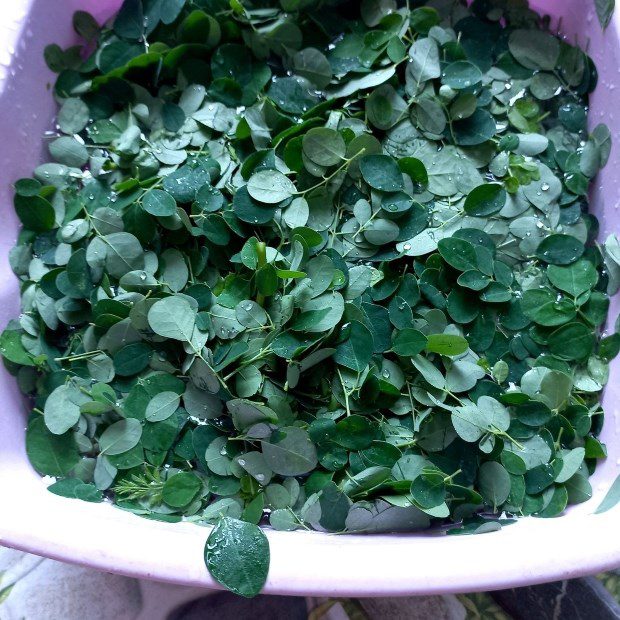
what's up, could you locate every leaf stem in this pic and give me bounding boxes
[495,429,524,451]
[298,148,366,197]
[444,469,462,483]
[256,241,267,306]
[54,349,104,362]
[337,369,352,416]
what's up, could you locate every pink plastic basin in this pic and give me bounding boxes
[0,0,619,597]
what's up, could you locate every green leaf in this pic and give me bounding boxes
[299,292,344,333]
[548,322,594,360]
[163,472,201,507]
[44,384,90,435]
[509,29,560,70]
[97,40,143,73]
[521,289,576,326]
[327,66,397,99]
[600,334,620,360]
[536,234,584,265]
[99,418,142,455]
[261,427,318,476]
[14,194,55,232]
[408,38,440,85]
[367,84,407,130]
[410,7,440,34]
[595,0,615,29]
[256,264,278,297]
[247,170,296,204]
[361,0,396,26]
[537,485,568,518]
[143,189,177,216]
[48,479,103,503]
[334,321,374,371]
[399,157,428,187]
[359,154,404,192]
[595,473,620,513]
[86,353,114,383]
[58,97,89,134]
[412,354,446,389]
[334,415,374,450]
[411,471,445,509]
[442,61,482,90]
[392,328,427,357]
[516,401,553,427]
[585,436,607,459]
[451,397,509,442]
[457,270,492,291]
[26,417,80,476]
[293,48,332,89]
[302,128,346,167]
[0,329,34,366]
[148,296,197,341]
[114,0,144,40]
[464,184,506,216]
[521,367,573,410]
[49,136,89,167]
[73,11,100,41]
[364,218,400,245]
[319,482,351,529]
[145,391,181,422]
[555,447,585,483]
[565,474,592,504]
[426,334,468,356]
[269,76,319,114]
[438,238,478,272]
[103,232,145,278]
[478,461,511,508]
[113,342,152,376]
[204,517,270,598]
[453,109,497,146]
[547,259,598,296]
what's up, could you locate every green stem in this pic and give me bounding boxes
[337,369,351,417]
[496,429,524,451]
[444,469,462,483]
[222,348,272,382]
[54,349,103,362]
[298,149,366,197]
[256,241,267,307]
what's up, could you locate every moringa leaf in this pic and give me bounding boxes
[595,0,615,29]
[204,517,270,597]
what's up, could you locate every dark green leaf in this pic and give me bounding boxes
[595,0,616,28]
[548,322,594,360]
[536,234,584,265]
[392,328,427,356]
[464,184,506,216]
[204,517,269,598]
[163,472,201,507]
[438,238,478,272]
[334,321,374,371]
[359,154,404,192]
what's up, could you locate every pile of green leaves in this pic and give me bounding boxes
[2,0,620,598]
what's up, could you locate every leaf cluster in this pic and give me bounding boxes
[2,0,619,599]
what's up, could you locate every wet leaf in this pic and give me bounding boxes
[204,517,270,597]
